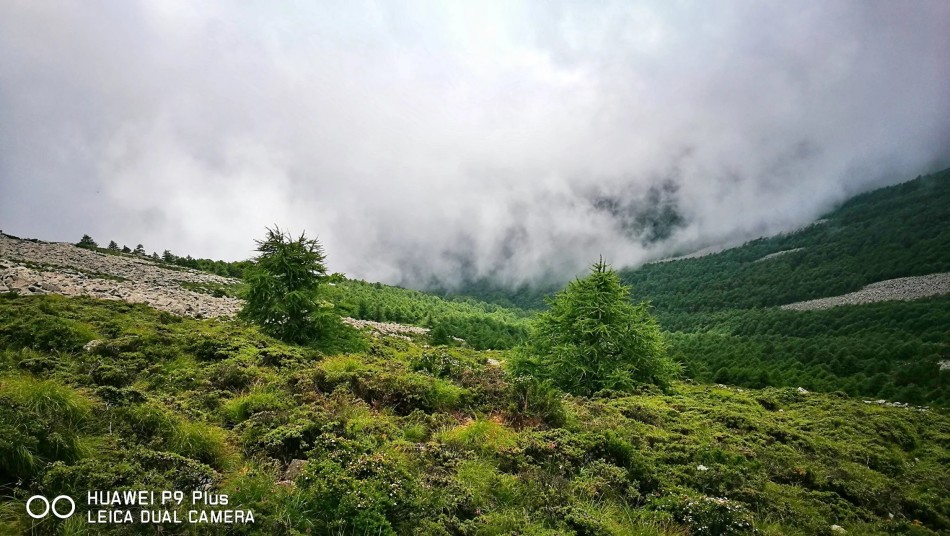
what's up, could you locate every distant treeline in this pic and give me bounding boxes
[159,250,251,279]
[74,234,252,279]
[324,280,531,350]
[660,297,950,406]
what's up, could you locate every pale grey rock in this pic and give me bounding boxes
[0,235,427,340]
[282,459,308,481]
[781,273,950,311]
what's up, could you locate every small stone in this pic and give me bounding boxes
[282,459,308,481]
[830,525,846,533]
[41,281,62,292]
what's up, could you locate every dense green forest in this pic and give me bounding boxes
[2,294,948,535]
[325,280,530,351]
[619,168,950,313]
[658,298,950,406]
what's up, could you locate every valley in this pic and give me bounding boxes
[1,169,949,535]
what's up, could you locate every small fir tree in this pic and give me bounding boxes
[241,226,341,344]
[76,234,98,249]
[511,258,679,396]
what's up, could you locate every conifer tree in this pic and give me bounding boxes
[76,234,98,249]
[512,258,679,395]
[241,226,339,344]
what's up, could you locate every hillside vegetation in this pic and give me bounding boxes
[621,168,950,312]
[445,169,950,406]
[1,294,948,535]
[2,169,949,534]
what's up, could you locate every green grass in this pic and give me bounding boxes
[0,293,947,535]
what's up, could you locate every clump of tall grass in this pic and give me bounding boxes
[120,402,232,470]
[221,386,289,424]
[438,417,518,455]
[0,375,95,480]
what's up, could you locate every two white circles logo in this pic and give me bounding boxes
[26,495,75,519]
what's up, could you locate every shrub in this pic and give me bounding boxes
[411,348,470,378]
[506,376,566,427]
[237,411,332,461]
[0,307,96,353]
[41,447,217,498]
[439,418,519,455]
[117,403,230,469]
[294,434,424,535]
[653,493,755,535]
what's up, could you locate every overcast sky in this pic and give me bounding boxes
[2,1,949,287]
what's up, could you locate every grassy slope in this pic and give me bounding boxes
[1,294,948,535]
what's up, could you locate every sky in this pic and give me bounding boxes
[2,1,949,288]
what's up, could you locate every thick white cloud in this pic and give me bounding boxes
[1,1,948,286]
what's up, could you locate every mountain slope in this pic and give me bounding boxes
[442,168,950,405]
[448,167,950,312]
[621,167,950,313]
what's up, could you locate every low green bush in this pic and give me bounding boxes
[652,492,755,535]
[440,418,519,456]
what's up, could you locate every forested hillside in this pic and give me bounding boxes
[326,280,530,351]
[441,169,950,405]
[620,168,950,312]
[449,168,950,311]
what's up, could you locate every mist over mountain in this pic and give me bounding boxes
[2,2,949,288]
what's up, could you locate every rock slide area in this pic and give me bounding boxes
[1,234,242,317]
[0,233,428,338]
[780,272,950,311]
